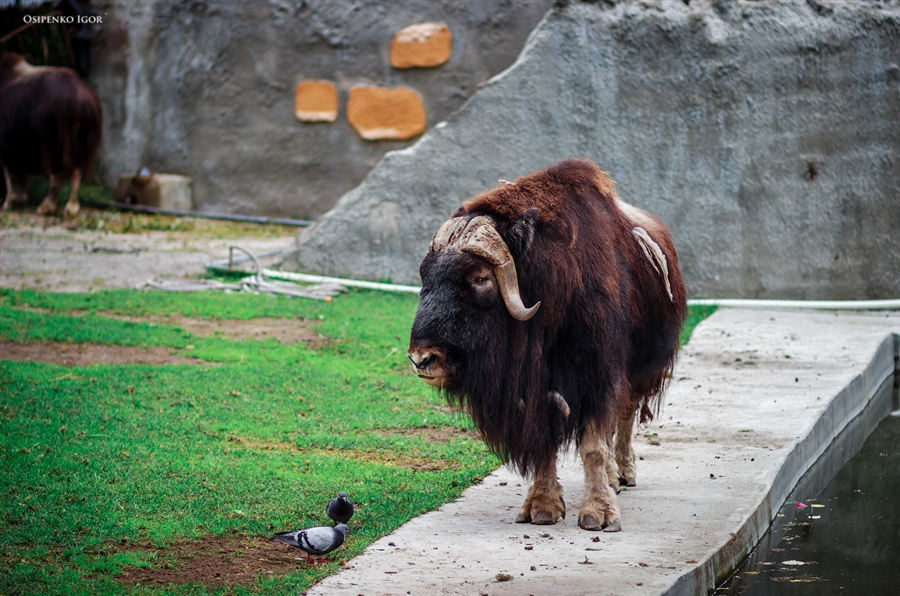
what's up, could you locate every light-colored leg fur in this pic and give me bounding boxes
[578,419,621,532]
[36,173,61,215]
[2,166,26,210]
[606,432,621,493]
[63,169,81,218]
[515,453,566,525]
[615,396,641,487]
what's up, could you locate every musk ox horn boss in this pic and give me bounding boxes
[408,159,687,531]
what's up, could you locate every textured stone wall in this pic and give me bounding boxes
[88,0,554,219]
[282,0,900,299]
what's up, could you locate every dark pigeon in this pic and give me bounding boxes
[326,491,355,525]
[271,523,348,557]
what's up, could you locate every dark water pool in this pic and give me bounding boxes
[716,413,900,596]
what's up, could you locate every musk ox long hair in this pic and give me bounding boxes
[0,53,102,183]
[410,159,687,478]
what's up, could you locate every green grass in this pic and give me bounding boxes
[0,288,714,595]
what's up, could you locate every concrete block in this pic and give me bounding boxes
[114,173,193,211]
[294,80,338,122]
[346,86,426,141]
[390,23,452,69]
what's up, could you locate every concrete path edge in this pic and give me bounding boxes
[668,331,899,595]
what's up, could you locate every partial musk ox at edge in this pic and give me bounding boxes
[0,53,102,217]
[408,159,687,531]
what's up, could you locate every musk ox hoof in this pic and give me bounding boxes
[515,510,560,525]
[36,199,56,216]
[618,475,636,488]
[531,511,559,525]
[603,520,622,533]
[578,513,621,532]
[63,201,80,219]
[609,482,622,495]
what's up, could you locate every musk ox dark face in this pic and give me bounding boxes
[408,213,540,390]
[408,250,506,389]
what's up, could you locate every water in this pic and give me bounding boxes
[717,413,900,595]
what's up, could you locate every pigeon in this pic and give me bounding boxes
[271,523,349,558]
[326,491,355,525]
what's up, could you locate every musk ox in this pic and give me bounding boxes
[0,53,102,217]
[408,159,687,531]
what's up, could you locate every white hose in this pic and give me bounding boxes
[191,245,900,310]
[687,298,900,310]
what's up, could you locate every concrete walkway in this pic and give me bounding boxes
[311,308,899,596]
[0,217,293,293]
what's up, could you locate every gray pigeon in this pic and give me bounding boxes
[271,523,349,558]
[326,491,355,525]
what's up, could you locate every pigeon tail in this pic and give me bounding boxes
[270,531,300,548]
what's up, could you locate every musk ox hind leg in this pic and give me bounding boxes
[62,169,82,219]
[614,395,642,488]
[36,173,61,215]
[515,453,566,525]
[578,419,621,532]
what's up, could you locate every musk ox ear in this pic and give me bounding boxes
[506,208,540,259]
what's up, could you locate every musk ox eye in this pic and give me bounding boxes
[472,276,490,286]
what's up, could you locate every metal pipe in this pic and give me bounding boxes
[83,198,313,227]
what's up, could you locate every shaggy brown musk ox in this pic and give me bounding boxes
[0,53,102,217]
[408,158,687,531]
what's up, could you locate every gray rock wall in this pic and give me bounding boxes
[89,0,553,219]
[282,0,900,299]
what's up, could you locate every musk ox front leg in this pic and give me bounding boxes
[578,419,621,532]
[2,166,26,211]
[515,454,566,525]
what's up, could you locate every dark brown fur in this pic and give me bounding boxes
[411,159,687,478]
[0,53,102,214]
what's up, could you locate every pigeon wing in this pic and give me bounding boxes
[298,526,343,555]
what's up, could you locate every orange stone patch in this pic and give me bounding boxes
[391,23,452,69]
[294,80,338,122]
[346,86,426,141]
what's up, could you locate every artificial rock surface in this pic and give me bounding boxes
[90,0,553,219]
[283,0,900,299]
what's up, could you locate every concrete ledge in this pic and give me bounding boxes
[310,309,898,595]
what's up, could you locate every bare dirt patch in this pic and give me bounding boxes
[380,426,479,443]
[111,313,329,346]
[0,341,201,367]
[115,535,309,589]
[16,307,330,346]
[226,436,460,471]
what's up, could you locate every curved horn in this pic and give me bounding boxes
[458,219,541,322]
[494,261,541,321]
[429,217,469,252]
